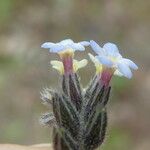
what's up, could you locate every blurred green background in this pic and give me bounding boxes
[0,0,149,150]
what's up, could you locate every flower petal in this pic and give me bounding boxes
[96,55,113,67]
[114,70,123,76]
[103,42,119,56]
[70,43,85,51]
[88,53,99,64]
[41,42,55,48]
[77,59,88,68]
[60,39,74,45]
[50,44,65,53]
[90,40,103,54]
[41,39,88,53]
[73,59,88,71]
[50,60,63,66]
[50,60,64,74]
[88,53,102,73]
[80,41,90,46]
[117,62,132,79]
[122,58,138,70]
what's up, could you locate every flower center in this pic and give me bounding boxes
[109,56,118,63]
[58,49,74,59]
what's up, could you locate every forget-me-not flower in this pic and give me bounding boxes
[90,40,138,79]
[41,39,89,75]
[41,39,89,55]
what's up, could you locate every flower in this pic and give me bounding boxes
[41,39,90,54]
[90,40,138,79]
[41,39,89,75]
[88,53,122,76]
[50,59,88,74]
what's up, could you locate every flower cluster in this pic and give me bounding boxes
[41,38,138,150]
[41,39,138,85]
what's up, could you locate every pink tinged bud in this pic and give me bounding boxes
[58,49,74,75]
[100,69,113,87]
[62,56,73,75]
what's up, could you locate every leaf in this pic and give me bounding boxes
[84,75,98,100]
[53,127,79,150]
[62,74,83,111]
[84,109,107,150]
[52,93,80,140]
[68,74,83,111]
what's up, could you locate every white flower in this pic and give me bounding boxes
[41,39,90,53]
[90,40,138,79]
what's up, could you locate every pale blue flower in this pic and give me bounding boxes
[90,40,138,79]
[41,39,90,53]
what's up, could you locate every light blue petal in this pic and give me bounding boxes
[50,44,65,53]
[114,70,123,77]
[41,39,88,53]
[90,40,103,54]
[70,43,85,51]
[115,53,123,59]
[60,39,74,45]
[122,58,138,70]
[41,42,55,48]
[96,56,113,67]
[80,41,90,46]
[103,42,119,56]
[117,62,132,79]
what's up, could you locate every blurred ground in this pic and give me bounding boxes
[0,0,150,150]
[0,144,51,150]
